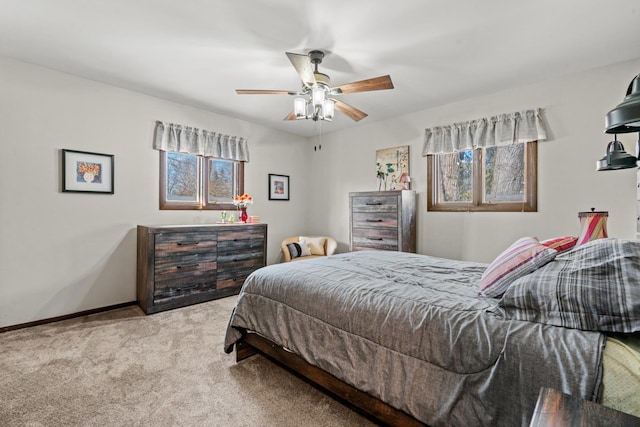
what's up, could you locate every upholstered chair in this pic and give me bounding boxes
[281,236,337,262]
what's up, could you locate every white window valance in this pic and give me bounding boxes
[153,121,250,162]
[422,108,547,155]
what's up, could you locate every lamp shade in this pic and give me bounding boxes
[605,74,640,134]
[596,139,637,171]
[577,209,608,245]
[294,98,307,119]
[323,99,335,120]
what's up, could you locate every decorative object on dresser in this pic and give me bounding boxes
[137,223,267,314]
[577,208,608,245]
[232,193,253,223]
[349,190,416,252]
[375,145,409,191]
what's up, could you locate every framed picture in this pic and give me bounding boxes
[376,145,410,191]
[62,149,114,194]
[268,173,289,201]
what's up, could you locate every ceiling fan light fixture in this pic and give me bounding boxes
[237,50,394,124]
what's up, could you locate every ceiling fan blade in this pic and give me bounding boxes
[236,89,298,95]
[286,52,316,88]
[332,75,394,94]
[331,99,368,122]
[283,111,297,121]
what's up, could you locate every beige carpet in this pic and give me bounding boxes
[0,296,375,426]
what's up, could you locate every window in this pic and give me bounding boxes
[427,141,537,212]
[159,151,244,210]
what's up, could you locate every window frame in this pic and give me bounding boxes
[159,151,244,211]
[427,141,537,212]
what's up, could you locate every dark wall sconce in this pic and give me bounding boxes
[596,136,637,171]
[605,74,640,134]
[601,73,640,171]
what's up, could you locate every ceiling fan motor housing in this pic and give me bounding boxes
[314,72,330,87]
[308,50,325,65]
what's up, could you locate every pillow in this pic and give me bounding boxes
[540,236,578,253]
[298,241,312,257]
[499,238,640,333]
[300,236,326,256]
[286,242,301,260]
[478,237,558,298]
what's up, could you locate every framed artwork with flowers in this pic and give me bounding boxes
[376,145,410,191]
[62,149,114,194]
[268,173,289,201]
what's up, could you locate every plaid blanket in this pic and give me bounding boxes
[500,238,640,332]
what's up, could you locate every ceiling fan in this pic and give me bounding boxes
[236,50,394,122]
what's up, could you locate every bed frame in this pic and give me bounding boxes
[235,331,426,427]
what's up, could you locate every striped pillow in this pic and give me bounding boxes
[479,237,558,298]
[540,236,578,253]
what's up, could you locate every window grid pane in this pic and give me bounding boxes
[437,150,473,202]
[483,144,525,203]
[207,159,235,203]
[166,152,199,202]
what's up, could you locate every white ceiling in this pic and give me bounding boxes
[1,0,640,137]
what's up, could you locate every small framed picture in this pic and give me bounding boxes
[62,149,114,194]
[268,173,289,201]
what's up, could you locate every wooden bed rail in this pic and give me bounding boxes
[236,332,426,427]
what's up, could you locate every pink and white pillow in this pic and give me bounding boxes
[479,237,558,298]
[540,236,578,253]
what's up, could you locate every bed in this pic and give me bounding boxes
[224,238,640,426]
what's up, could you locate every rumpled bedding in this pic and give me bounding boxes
[224,250,605,427]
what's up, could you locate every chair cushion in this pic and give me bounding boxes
[286,243,302,260]
[300,236,326,255]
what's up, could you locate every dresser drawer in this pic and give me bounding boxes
[217,263,264,289]
[154,252,217,282]
[217,252,265,289]
[351,227,399,251]
[218,229,265,252]
[155,231,217,256]
[351,195,398,213]
[351,211,398,228]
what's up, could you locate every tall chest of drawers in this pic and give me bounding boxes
[137,223,267,314]
[349,190,416,252]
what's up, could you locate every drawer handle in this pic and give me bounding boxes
[367,237,384,241]
[177,241,200,246]
[177,263,199,269]
[365,202,382,205]
[366,219,383,222]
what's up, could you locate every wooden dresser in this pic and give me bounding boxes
[349,190,416,252]
[137,223,267,314]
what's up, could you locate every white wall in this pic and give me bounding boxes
[0,58,311,328]
[3,56,639,329]
[308,58,640,262]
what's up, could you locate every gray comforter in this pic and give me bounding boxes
[224,250,605,426]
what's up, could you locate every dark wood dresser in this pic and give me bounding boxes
[137,223,267,314]
[349,190,416,252]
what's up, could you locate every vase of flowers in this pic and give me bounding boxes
[233,193,253,223]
